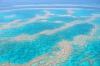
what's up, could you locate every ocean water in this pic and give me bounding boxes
[48,10,67,15]
[46,16,76,23]
[0,35,61,64]
[92,17,100,24]
[0,10,45,23]
[72,9,100,17]
[54,23,94,41]
[62,40,100,66]
[0,22,64,37]
[0,8,100,66]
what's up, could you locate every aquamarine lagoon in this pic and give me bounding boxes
[0,8,100,66]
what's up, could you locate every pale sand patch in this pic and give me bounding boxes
[55,21,63,23]
[4,14,16,18]
[41,20,48,22]
[0,62,10,66]
[14,34,33,41]
[0,20,20,30]
[66,9,74,16]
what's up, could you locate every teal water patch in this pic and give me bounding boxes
[0,22,64,38]
[32,63,37,66]
[0,34,61,64]
[62,40,100,66]
[46,16,76,23]
[92,17,100,38]
[94,28,100,39]
[72,9,100,17]
[40,60,46,64]
[92,17,100,25]
[76,17,88,21]
[49,55,55,59]
[54,23,94,41]
[79,61,90,66]
[92,60,100,66]
[0,9,45,23]
[84,40,100,60]
[48,10,67,15]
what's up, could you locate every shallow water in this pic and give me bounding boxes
[62,40,100,66]
[0,8,100,66]
[0,22,64,37]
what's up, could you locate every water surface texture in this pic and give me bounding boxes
[0,8,100,66]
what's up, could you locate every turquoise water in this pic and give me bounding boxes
[72,9,100,17]
[54,23,94,41]
[62,40,100,66]
[48,10,67,15]
[0,10,45,23]
[0,22,64,37]
[92,17,100,24]
[0,9,100,65]
[0,23,94,64]
[0,35,60,64]
[46,16,76,23]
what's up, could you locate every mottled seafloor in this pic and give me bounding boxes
[0,8,100,66]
